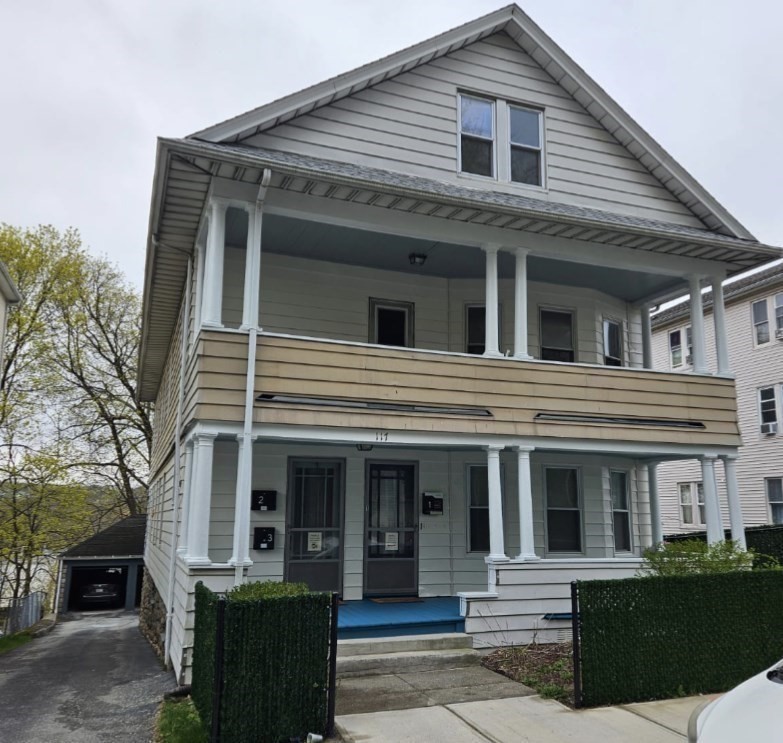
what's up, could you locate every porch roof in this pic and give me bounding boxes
[139,137,781,402]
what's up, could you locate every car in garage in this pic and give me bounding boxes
[79,583,120,607]
[688,657,783,741]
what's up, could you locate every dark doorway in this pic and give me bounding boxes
[67,566,127,611]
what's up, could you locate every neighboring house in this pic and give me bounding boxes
[138,5,781,681]
[0,260,21,371]
[652,264,783,535]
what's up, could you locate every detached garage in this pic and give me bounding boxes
[57,515,146,614]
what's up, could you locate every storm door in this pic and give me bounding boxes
[285,459,344,594]
[364,462,418,596]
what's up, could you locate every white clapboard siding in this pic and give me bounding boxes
[652,284,783,534]
[463,559,641,647]
[244,33,704,228]
[220,252,635,364]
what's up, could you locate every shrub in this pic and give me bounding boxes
[639,539,756,576]
[225,580,310,601]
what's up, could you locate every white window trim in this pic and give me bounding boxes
[602,317,624,367]
[766,477,783,525]
[609,468,633,554]
[544,465,583,556]
[678,481,705,527]
[466,462,505,554]
[668,324,693,370]
[457,91,546,191]
[368,297,415,348]
[757,385,779,435]
[751,293,783,348]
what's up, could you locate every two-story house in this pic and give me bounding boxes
[139,5,781,681]
[652,264,783,536]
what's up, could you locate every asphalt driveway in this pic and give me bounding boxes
[0,610,174,743]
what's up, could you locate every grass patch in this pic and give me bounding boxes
[0,631,33,655]
[156,697,207,743]
[483,642,574,705]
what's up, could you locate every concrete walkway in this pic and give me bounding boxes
[0,610,175,743]
[337,693,716,741]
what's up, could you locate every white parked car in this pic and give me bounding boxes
[688,658,783,741]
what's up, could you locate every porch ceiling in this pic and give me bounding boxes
[238,212,682,302]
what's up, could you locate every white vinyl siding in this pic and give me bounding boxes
[653,278,783,531]
[219,251,636,364]
[244,33,705,227]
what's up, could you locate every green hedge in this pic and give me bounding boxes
[576,570,783,707]
[192,581,333,742]
[665,525,783,564]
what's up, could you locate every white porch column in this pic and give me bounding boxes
[239,204,261,331]
[201,199,227,328]
[513,249,532,360]
[647,462,663,547]
[701,454,723,545]
[515,446,538,560]
[689,275,708,374]
[721,454,746,549]
[482,245,502,357]
[185,432,218,565]
[711,277,731,376]
[177,439,195,556]
[641,304,653,370]
[486,445,508,562]
[229,435,254,577]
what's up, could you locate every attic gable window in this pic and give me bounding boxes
[509,105,542,185]
[459,95,494,177]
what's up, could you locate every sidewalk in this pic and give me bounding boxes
[337,693,717,742]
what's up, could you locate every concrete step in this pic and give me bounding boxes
[337,647,480,677]
[337,632,473,658]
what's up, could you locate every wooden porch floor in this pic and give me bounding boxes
[337,596,463,639]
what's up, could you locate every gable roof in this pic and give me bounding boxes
[62,515,146,558]
[190,3,754,240]
[652,261,783,329]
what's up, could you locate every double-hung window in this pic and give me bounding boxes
[509,105,542,185]
[546,467,581,552]
[759,386,778,434]
[467,464,504,552]
[603,319,622,366]
[465,305,502,355]
[459,94,544,187]
[540,308,575,362]
[752,299,770,345]
[669,326,692,368]
[611,470,632,552]
[767,478,783,524]
[679,482,705,526]
[459,95,494,177]
[369,298,414,348]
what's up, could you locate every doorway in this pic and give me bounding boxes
[364,462,418,596]
[285,459,345,594]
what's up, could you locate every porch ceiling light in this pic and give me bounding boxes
[408,252,427,266]
[356,444,373,452]
[535,412,706,429]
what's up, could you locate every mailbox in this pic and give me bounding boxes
[251,490,277,511]
[253,527,276,551]
[422,492,444,515]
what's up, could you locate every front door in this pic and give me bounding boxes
[285,459,344,594]
[364,462,418,596]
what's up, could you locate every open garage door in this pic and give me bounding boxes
[67,566,127,611]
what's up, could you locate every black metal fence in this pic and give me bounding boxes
[1,591,46,635]
[571,571,783,707]
[665,524,783,564]
[192,583,338,743]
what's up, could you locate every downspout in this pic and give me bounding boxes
[233,168,272,587]
[164,256,192,668]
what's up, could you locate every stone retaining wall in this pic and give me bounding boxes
[139,571,166,661]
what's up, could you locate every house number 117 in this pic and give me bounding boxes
[375,431,389,442]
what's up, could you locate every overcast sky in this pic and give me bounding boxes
[1,0,781,288]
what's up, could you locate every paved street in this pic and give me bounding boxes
[0,611,174,743]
